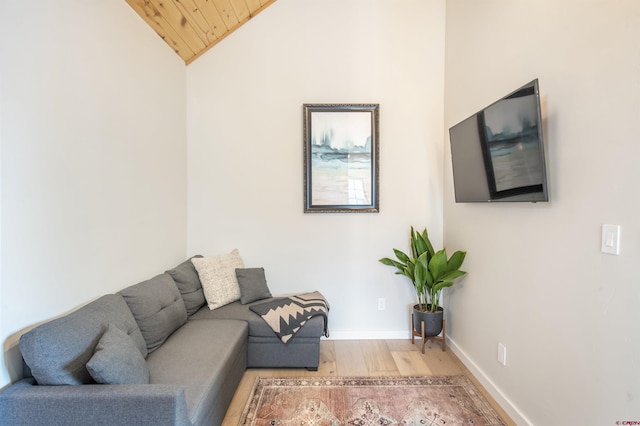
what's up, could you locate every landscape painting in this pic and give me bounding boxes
[303,104,379,213]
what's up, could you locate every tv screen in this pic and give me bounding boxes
[449,79,549,203]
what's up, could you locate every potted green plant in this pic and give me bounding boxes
[379,226,467,336]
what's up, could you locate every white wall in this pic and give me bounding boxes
[444,1,640,424]
[187,0,446,338]
[8,3,635,422]
[0,1,187,387]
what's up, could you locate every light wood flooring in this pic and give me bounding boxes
[222,339,515,425]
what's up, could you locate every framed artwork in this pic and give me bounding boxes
[303,104,379,213]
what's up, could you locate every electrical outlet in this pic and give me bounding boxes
[497,343,507,366]
[377,298,386,311]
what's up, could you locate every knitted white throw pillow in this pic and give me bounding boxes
[191,249,244,310]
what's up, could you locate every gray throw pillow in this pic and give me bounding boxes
[19,294,147,385]
[119,273,187,353]
[166,255,205,316]
[86,324,149,385]
[236,267,272,304]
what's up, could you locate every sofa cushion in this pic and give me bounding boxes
[146,319,248,425]
[19,294,147,385]
[191,249,244,310]
[189,300,324,339]
[119,273,187,353]
[166,255,205,316]
[86,323,150,385]
[236,267,272,304]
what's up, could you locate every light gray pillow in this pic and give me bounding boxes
[192,249,244,310]
[119,273,187,353]
[166,255,205,317]
[86,324,149,385]
[236,267,272,304]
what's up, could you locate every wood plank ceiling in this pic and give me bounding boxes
[126,0,277,64]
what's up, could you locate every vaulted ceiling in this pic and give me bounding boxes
[126,0,277,64]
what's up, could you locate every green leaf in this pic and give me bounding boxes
[428,250,447,281]
[401,265,414,280]
[445,250,467,273]
[424,270,434,287]
[410,227,418,258]
[379,257,400,267]
[421,228,435,257]
[414,255,428,285]
[414,231,428,256]
[393,249,410,264]
[433,281,454,293]
[440,270,466,282]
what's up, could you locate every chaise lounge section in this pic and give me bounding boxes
[192,298,325,370]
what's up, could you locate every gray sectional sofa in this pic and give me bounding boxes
[0,256,328,426]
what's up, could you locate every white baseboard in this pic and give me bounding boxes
[326,330,410,340]
[446,336,532,425]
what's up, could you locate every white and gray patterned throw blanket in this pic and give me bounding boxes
[249,291,329,343]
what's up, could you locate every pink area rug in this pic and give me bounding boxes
[240,375,506,425]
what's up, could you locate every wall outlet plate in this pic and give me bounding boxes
[498,343,507,366]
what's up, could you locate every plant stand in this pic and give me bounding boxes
[411,313,446,353]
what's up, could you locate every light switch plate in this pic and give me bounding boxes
[601,224,621,255]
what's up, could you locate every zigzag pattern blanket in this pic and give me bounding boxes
[249,291,329,343]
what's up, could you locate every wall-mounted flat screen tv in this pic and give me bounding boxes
[449,79,549,203]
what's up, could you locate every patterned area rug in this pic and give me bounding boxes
[240,376,506,425]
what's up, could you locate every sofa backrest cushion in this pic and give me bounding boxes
[165,255,205,317]
[19,294,147,385]
[119,273,188,353]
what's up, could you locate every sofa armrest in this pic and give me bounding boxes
[0,378,191,426]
